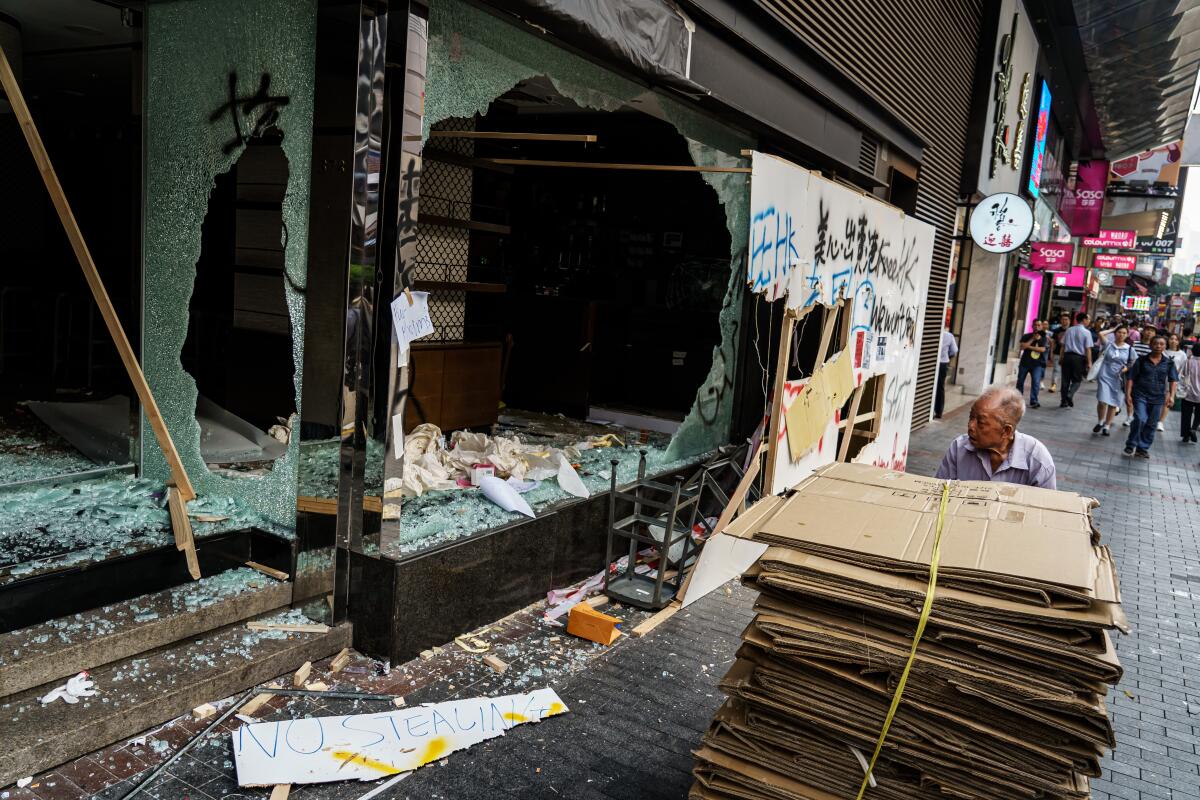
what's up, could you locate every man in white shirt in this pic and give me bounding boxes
[935,327,958,419]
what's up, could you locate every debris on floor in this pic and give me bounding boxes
[38,671,95,706]
[232,688,568,786]
[566,603,621,645]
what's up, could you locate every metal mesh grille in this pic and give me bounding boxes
[415,117,473,341]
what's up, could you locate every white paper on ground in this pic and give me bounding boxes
[479,475,536,518]
[506,477,539,494]
[234,688,567,786]
[390,291,435,364]
[555,454,590,498]
[679,533,767,608]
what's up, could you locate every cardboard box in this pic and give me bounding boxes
[692,464,1123,800]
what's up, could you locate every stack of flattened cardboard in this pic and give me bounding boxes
[692,463,1126,800]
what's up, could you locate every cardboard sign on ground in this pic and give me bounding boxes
[233,688,567,786]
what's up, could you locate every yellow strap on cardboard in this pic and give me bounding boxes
[855,481,951,800]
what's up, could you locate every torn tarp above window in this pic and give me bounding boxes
[498,0,697,91]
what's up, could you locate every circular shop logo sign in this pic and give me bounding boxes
[969,192,1034,254]
[1094,269,1113,286]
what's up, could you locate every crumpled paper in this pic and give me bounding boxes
[387,424,587,498]
[40,671,97,705]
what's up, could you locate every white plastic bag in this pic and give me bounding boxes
[1086,354,1104,382]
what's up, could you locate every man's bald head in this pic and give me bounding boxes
[975,386,1025,427]
[967,386,1024,453]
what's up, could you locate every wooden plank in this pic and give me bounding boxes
[838,384,867,462]
[482,654,509,674]
[329,648,351,673]
[423,147,515,173]
[762,311,797,495]
[247,621,331,634]
[297,495,382,514]
[167,487,201,580]
[245,561,290,581]
[241,693,275,716]
[631,601,680,638]
[484,158,751,173]
[835,409,876,429]
[0,46,195,503]
[429,130,598,142]
[269,784,290,800]
[292,661,312,687]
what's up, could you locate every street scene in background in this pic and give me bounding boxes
[0,1,1198,799]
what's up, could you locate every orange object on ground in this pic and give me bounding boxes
[567,602,622,645]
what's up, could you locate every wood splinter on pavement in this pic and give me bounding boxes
[482,654,509,674]
[269,784,290,800]
[191,703,216,721]
[329,648,351,673]
[247,621,330,634]
[305,681,330,692]
[631,601,681,638]
[242,693,275,716]
[245,560,290,581]
[292,661,312,687]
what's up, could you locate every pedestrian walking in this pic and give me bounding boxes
[1178,342,1200,444]
[1059,312,1093,408]
[935,386,1056,488]
[1092,324,1133,436]
[1158,332,1187,432]
[1016,320,1049,408]
[1123,324,1158,427]
[1047,312,1070,393]
[934,326,958,419]
[1123,335,1179,459]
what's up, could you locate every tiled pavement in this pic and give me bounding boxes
[913,381,1200,800]
[7,378,1198,800]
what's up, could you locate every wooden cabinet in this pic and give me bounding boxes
[406,341,502,433]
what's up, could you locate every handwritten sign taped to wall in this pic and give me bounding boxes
[391,291,435,363]
[234,688,567,786]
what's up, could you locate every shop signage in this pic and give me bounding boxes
[1010,74,1031,170]
[1122,295,1151,312]
[1027,80,1052,198]
[988,14,1017,179]
[1194,298,1200,315]
[1029,241,1074,272]
[1093,253,1136,271]
[1192,267,1200,293]
[1135,236,1176,255]
[1081,229,1137,249]
[1057,159,1107,236]
[1110,141,1182,186]
[1054,266,1086,288]
[1093,269,1113,286]
[968,192,1033,253]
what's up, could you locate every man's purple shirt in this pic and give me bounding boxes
[935,431,1057,489]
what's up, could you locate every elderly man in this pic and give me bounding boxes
[935,386,1057,489]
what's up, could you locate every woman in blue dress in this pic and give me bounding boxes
[1093,324,1134,436]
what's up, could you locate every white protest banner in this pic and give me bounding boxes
[234,687,567,786]
[391,291,435,363]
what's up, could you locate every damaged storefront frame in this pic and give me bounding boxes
[363,0,752,554]
[141,0,317,530]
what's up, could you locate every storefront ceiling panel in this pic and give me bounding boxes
[1071,0,1200,158]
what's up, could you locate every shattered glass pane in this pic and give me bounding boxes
[141,0,317,528]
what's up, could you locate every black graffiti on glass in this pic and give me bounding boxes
[209,72,291,155]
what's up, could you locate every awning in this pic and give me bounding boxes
[1073,0,1200,158]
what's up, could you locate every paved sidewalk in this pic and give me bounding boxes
[914,381,1200,800]
[36,378,1199,800]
